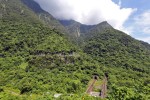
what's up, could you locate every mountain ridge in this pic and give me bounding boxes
[20,0,68,33]
[0,0,150,99]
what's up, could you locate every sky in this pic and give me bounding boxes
[34,0,150,43]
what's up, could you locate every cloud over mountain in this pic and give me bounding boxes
[128,10,150,43]
[34,0,136,30]
[134,10,150,34]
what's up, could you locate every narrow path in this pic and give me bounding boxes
[86,79,97,94]
[100,76,107,98]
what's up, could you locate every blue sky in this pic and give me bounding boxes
[35,0,150,43]
[112,0,150,43]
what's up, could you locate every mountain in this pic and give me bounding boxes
[59,20,94,37]
[0,0,67,33]
[0,0,150,100]
[0,0,40,23]
[84,26,150,72]
[0,0,107,99]
[59,20,114,43]
[60,20,150,73]
[0,0,84,99]
[60,19,150,99]
[21,0,67,33]
[59,20,113,37]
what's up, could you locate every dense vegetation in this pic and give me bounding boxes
[81,28,150,100]
[0,20,107,99]
[0,0,101,99]
[0,0,150,100]
[54,19,150,100]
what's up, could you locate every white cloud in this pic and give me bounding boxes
[134,10,150,34]
[34,0,135,30]
[120,26,134,35]
[124,10,150,43]
[137,37,150,44]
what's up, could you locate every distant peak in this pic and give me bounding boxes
[101,21,109,24]
[101,21,108,23]
[21,0,45,13]
[97,21,113,29]
[59,20,80,26]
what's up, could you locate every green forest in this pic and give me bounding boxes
[0,0,150,100]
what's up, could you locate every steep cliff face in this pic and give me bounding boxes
[0,0,40,23]
[21,0,67,33]
[59,20,94,38]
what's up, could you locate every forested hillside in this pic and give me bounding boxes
[0,0,150,100]
[21,0,67,33]
[0,20,97,99]
[60,20,150,99]
[0,0,103,99]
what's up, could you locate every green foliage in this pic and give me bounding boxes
[79,27,150,99]
[107,85,149,100]
[0,0,150,99]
